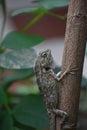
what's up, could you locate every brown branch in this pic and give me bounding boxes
[56,0,87,130]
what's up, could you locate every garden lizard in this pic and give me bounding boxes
[35,49,76,130]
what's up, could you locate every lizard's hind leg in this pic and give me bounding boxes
[53,109,76,130]
[53,109,68,118]
[47,109,56,130]
[50,114,56,130]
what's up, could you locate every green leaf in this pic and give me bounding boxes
[79,91,87,112]
[0,88,7,105]
[0,111,13,130]
[2,32,45,49]
[13,95,49,129]
[0,110,4,120]
[12,7,47,16]
[0,48,37,69]
[86,45,87,56]
[0,68,34,90]
[3,69,34,82]
[33,0,69,9]
[14,84,39,95]
[15,121,36,130]
[81,76,87,87]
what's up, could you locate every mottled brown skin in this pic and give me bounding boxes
[35,49,74,130]
[35,49,66,130]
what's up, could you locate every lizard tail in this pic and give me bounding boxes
[49,113,56,130]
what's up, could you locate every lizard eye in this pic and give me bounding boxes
[42,52,47,57]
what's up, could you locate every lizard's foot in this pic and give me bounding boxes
[67,65,78,75]
[62,124,76,130]
[56,65,78,81]
[53,109,68,118]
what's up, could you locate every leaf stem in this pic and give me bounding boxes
[21,9,67,32]
[46,10,67,20]
[21,12,46,32]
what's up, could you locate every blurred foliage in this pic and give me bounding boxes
[0,66,86,130]
[0,0,87,130]
[86,44,87,56]
[32,0,68,9]
[2,32,45,50]
[0,0,6,42]
[0,48,37,69]
[80,90,87,113]
[13,95,49,128]
[12,0,68,32]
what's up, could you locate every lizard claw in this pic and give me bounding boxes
[68,66,79,75]
[56,65,78,81]
[61,111,69,118]
[62,124,76,130]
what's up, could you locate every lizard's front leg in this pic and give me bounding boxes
[56,65,78,81]
[49,66,78,82]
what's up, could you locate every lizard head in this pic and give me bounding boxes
[39,49,55,70]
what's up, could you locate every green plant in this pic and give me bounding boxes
[0,0,87,130]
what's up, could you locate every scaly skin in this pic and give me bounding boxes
[35,49,75,130]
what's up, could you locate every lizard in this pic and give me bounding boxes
[35,49,76,130]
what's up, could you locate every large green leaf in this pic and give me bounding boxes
[12,0,68,16]
[3,69,34,82]
[0,88,7,105]
[0,69,34,90]
[15,121,36,130]
[0,111,13,130]
[2,32,45,49]
[33,0,68,9]
[0,48,37,69]
[13,95,49,129]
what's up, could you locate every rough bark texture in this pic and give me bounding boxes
[56,1,87,130]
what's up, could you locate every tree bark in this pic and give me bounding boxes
[56,0,87,130]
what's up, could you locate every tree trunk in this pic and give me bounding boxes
[56,0,87,130]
